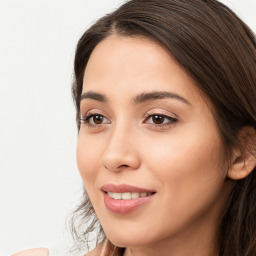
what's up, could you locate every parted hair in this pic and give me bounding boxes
[71,0,256,255]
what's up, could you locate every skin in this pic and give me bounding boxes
[12,248,49,256]
[77,36,233,256]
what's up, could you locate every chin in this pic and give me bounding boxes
[102,223,162,248]
[108,234,150,248]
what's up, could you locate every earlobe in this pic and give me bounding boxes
[227,126,256,180]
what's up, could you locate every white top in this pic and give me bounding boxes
[11,247,71,256]
[11,248,49,256]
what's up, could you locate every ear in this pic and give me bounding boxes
[228,126,256,180]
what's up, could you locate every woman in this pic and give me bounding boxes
[72,0,256,255]
[14,0,256,255]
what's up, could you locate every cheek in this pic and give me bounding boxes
[137,129,228,236]
[76,132,107,212]
[141,126,226,198]
[76,132,102,186]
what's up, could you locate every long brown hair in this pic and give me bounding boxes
[71,0,256,255]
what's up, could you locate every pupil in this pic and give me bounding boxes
[93,115,103,124]
[152,115,164,124]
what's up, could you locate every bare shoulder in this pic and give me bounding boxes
[12,248,49,256]
[86,242,104,256]
[86,239,123,256]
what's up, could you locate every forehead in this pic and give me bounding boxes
[82,35,207,107]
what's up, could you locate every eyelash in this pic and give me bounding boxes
[144,113,178,127]
[80,112,178,128]
[80,113,109,127]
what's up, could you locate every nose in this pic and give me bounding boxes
[101,125,140,173]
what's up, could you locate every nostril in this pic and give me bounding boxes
[119,164,129,168]
[102,152,140,172]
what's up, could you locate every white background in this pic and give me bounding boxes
[0,0,255,255]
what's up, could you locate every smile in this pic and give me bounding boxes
[101,184,156,214]
[107,192,154,200]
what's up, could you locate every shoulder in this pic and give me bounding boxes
[86,242,104,256]
[86,239,124,256]
[12,248,49,256]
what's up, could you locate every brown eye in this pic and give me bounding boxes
[144,114,177,127]
[92,115,104,124]
[152,115,165,124]
[80,113,110,127]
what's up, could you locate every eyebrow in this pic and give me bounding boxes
[133,91,191,105]
[80,91,107,102]
[80,90,191,105]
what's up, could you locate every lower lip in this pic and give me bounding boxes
[103,192,155,214]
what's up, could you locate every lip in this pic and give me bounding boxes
[101,184,156,214]
[101,183,155,193]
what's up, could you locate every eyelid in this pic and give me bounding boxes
[143,109,178,127]
[81,108,108,119]
[80,109,111,127]
[144,114,177,124]
[144,108,178,119]
[79,108,178,128]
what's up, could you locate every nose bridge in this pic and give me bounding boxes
[102,119,139,172]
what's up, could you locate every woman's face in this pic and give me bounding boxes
[77,36,232,251]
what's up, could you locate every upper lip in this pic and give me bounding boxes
[101,184,156,193]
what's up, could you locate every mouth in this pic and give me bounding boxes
[106,191,155,200]
[101,184,156,214]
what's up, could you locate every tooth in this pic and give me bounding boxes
[140,192,148,197]
[108,192,114,198]
[108,192,122,200]
[122,192,132,200]
[113,193,122,200]
[131,192,140,199]
[107,192,150,200]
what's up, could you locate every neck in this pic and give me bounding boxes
[123,210,220,256]
[123,231,218,256]
[122,181,232,256]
